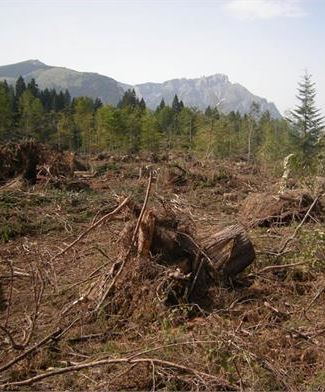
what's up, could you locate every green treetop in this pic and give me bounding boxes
[290,71,324,155]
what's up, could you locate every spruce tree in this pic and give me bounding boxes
[0,81,12,138]
[15,76,26,99]
[290,71,324,155]
[157,98,166,112]
[139,98,146,111]
[94,97,103,111]
[40,88,51,111]
[27,78,39,98]
[56,91,66,111]
[172,94,181,113]
[64,89,71,108]
[118,89,138,109]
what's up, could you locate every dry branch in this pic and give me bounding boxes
[276,195,320,255]
[95,174,153,311]
[51,196,130,261]
[2,356,237,390]
[0,328,63,373]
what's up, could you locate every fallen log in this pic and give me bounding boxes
[240,190,323,227]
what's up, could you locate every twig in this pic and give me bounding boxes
[0,317,78,374]
[23,261,45,346]
[126,339,218,360]
[131,172,153,246]
[187,251,203,298]
[95,174,152,311]
[68,333,107,344]
[304,285,325,315]
[51,197,130,261]
[151,360,156,392]
[63,258,112,293]
[0,325,24,350]
[233,359,245,392]
[0,328,62,373]
[276,195,320,256]
[253,261,307,275]
[2,356,237,390]
[2,259,14,328]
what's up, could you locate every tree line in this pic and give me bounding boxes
[0,73,323,172]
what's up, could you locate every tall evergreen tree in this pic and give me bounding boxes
[94,97,103,111]
[290,71,324,155]
[15,76,26,100]
[139,98,146,111]
[40,88,52,111]
[172,94,182,113]
[118,89,138,109]
[205,105,220,120]
[56,91,66,111]
[64,89,71,108]
[27,78,40,98]
[156,98,166,112]
[0,81,12,138]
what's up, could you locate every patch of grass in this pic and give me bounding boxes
[96,162,120,175]
[308,370,325,391]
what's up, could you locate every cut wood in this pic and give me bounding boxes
[202,224,256,277]
[240,190,323,227]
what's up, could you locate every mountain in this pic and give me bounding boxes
[134,74,281,117]
[0,59,49,78]
[0,60,281,117]
[0,60,124,105]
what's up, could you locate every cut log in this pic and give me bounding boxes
[240,190,324,227]
[202,224,256,278]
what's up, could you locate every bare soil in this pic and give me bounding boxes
[0,149,324,391]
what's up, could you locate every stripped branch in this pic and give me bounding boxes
[2,356,237,390]
[95,174,153,311]
[51,196,130,261]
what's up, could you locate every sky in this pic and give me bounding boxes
[0,0,324,114]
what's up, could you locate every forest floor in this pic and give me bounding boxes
[0,149,324,391]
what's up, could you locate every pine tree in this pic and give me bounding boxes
[172,94,181,113]
[0,81,12,138]
[205,106,220,120]
[94,97,103,111]
[247,101,260,160]
[56,91,66,111]
[290,71,324,155]
[205,106,212,117]
[139,98,146,111]
[156,98,166,112]
[27,78,39,98]
[40,88,51,111]
[64,89,71,108]
[118,89,138,109]
[15,76,26,99]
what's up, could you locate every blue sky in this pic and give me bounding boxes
[0,0,324,114]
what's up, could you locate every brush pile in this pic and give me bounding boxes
[0,141,88,186]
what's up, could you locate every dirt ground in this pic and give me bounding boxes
[0,149,324,391]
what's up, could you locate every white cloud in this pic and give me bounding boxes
[225,0,307,20]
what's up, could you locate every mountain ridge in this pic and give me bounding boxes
[0,59,281,117]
